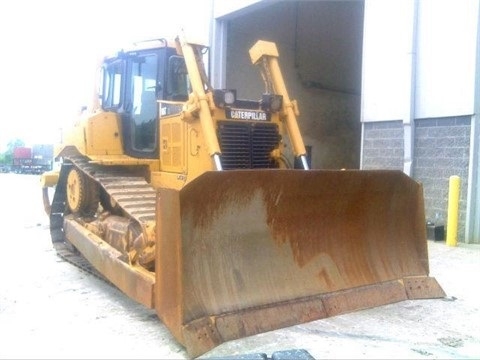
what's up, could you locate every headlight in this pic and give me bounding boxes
[213,89,236,108]
[224,91,236,105]
[261,94,283,112]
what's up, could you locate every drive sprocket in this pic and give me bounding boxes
[66,167,99,216]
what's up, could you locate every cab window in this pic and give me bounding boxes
[102,60,124,110]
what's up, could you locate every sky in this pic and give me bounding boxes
[0,0,211,151]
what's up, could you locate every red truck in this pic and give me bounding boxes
[12,147,33,173]
[12,145,52,174]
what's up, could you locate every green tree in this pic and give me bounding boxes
[0,138,25,165]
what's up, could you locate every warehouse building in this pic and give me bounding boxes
[203,0,479,244]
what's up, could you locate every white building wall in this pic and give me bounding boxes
[361,0,415,122]
[362,0,479,122]
[415,0,478,118]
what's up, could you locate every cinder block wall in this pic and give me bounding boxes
[362,116,471,242]
[414,116,471,242]
[362,121,403,170]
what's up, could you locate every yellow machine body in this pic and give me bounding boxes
[42,35,445,358]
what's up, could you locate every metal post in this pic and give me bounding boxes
[446,175,461,247]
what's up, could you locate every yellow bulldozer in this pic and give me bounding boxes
[41,33,445,358]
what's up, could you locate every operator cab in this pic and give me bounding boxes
[99,40,190,159]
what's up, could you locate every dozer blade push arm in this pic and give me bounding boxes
[249,40,309,169]
[176,33,223,170]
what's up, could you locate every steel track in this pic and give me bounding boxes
[48,149,156,283]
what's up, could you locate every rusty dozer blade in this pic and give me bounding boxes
[155,169,445,358]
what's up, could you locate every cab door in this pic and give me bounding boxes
[123,51,161,158]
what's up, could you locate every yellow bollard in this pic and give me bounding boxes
[446,175,461,247]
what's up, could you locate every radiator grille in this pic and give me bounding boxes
[217,121,280,170]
